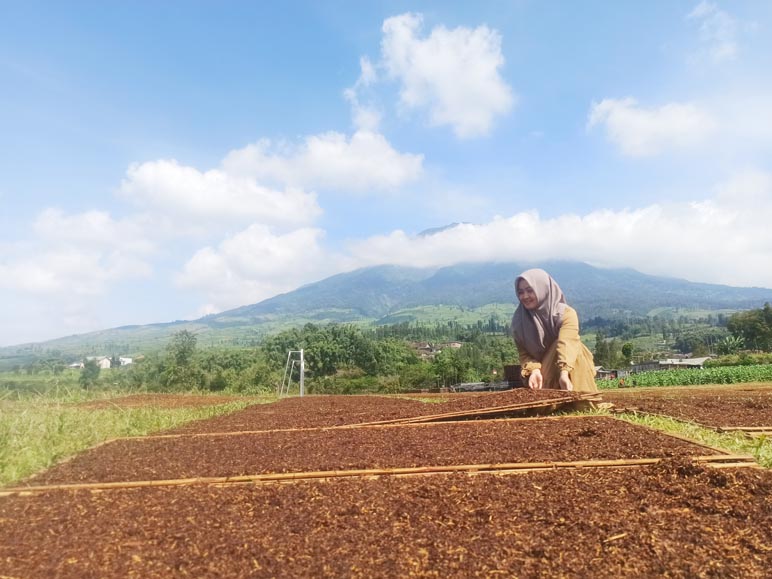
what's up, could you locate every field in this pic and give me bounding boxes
[0,389,259,485]
[1,386,771,577]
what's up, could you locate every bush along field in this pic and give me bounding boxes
[598,364,772,389]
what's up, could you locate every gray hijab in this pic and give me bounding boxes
[512,268,567,359]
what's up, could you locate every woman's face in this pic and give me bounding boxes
[516,279,539,310]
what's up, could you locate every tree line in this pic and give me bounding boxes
[91,322,518,394]
[8,304,772,393]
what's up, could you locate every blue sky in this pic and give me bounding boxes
[2,1,772,346]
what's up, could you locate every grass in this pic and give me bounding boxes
[589,410,772,468]
[0,388,267,486]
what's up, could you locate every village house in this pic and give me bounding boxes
[409,342,439,360]
[658,357,712,370]
[85,356,113,369]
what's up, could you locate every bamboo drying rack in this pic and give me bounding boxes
[0,454,756,497]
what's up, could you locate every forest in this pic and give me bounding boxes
[4,304,771,395]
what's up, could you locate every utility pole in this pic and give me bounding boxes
[279,349,306,397]
[299,348,305,397]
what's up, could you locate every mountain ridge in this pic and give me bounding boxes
[2,261,771,363]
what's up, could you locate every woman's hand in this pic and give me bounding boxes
[528,368,543,389]
[559,370,574,391]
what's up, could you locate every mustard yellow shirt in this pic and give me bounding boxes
[517,305,581,376]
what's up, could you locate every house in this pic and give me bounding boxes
[409,342,440,360]
[85,356,112,369]
[119,357,133,366]
[658,357,712,370]
[595,366,616,380]
[631,361,660,373]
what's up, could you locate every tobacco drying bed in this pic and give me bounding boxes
[22,416,713,486]
[1,464,770,578]
[2,390,769,578]
[603,384,772,427]
[163,389,583,434]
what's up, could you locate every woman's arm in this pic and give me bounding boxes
[556,306,582,370]
[556,306,583,390]
[515,340,543,389]
[516,341,541,375]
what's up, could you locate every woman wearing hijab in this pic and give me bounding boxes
[512,269,597,392]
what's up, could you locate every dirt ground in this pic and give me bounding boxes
[603,383,772,427]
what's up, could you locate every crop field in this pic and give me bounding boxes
[600,364,772,388]
[1,387,771,577]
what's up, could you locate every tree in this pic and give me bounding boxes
[398,363,436,391]
[594,331,610,367]
[169,330,197,366]
[162,330,202,390]
[79,359,100,389]
[717,335,744,355]
[621,342,634,364]
[727,303,772,351]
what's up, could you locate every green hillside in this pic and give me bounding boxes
[1,261,770,368]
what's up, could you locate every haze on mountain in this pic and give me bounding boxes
[4,261,770,361]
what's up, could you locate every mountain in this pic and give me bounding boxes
[210,261,772,322]
[2,261,771,364]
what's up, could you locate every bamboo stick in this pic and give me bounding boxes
[355,393,599,427]
[704,462,762,469]
[125,415,612,440]
[716,426,772,432]
[117,397,602,441]
[0,454,755,496]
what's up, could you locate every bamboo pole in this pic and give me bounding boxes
[355,393,600,427]
[716,426,772,432]
[124,413,605,441]
[114,396,602,441]
[0,454,755,496]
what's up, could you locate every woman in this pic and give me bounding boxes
[512,269,597,393]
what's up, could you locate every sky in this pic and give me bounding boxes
[1,0,772,347]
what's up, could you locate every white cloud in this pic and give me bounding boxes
[687,2,739,62]
[33,208,155,254]
[0,246,151,296]
[0,207,156,299]
[346,170,772,289]
[380,12,515,138]
[715,90,772,147]
[118,159,322,227]
[344,57,383,132]
[177,170,772,319]
[587,98,717,157]
[357,56,378,87]
[715,169,772,204]
[176,224,349,313]
[222,130,423,193]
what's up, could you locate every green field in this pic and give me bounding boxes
[0,388,262,485]
[599,364,772,388]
